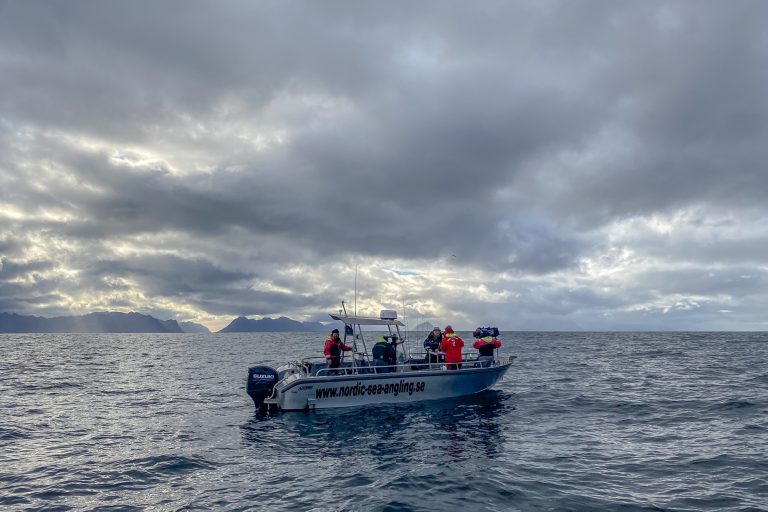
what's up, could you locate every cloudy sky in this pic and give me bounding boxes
[1,1,768,331]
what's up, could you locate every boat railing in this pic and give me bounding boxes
[313,355,504,376]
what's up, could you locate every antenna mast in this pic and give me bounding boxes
[402,297,407,334]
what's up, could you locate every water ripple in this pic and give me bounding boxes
[1,332,766,510]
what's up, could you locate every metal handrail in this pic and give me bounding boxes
[313,356,502,376]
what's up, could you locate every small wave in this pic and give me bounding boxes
[43,455,221,496]
[572,396,653,414]
[20,381,84,391]
[0,495,31,508]
[734,424,767,435]
[124,454,217,475]
[612,401,653,413]
[687,453,753,469]
[99,387,160,396]
[665,493,744,510]
[0,427,29,441]
[90,505,143,511]
[635,349,685,358]
[708,399,760,412]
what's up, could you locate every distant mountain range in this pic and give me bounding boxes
[179,321,211,333]
[0,311,345,334]
[218,316,336,333]
[0,312,210,333]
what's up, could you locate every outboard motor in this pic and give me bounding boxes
[247,366,278,411]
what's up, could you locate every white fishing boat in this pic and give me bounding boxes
[246,309,514,411]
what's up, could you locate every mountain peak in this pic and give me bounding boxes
[218,316,331,333]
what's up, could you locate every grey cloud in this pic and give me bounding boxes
[535,4,768,223]
[2,1,768,327]
[0,259,67,315]
[79,253,341,318]
[619,267,768,301]
[0,258,55,279]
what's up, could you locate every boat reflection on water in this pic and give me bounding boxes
[435,391,509,461]
[240,389,515,464]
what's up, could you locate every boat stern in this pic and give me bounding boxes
[246,365,279,411]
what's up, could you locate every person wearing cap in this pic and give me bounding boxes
[423,327,443,367]
[323,328,353,371]
[439,325,465,370]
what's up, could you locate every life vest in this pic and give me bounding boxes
[473,335,501,356]
[478,336,495,356]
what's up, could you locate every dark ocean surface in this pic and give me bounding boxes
[1,332,767,511]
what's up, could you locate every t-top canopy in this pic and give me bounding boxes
[329,314,405,326]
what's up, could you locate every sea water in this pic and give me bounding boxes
[1,332,766,511]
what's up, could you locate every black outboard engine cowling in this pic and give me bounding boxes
[247,366,278,410]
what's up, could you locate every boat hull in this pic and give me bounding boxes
[271,363,512,411]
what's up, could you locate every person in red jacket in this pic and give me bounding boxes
[473,329,502,366]
[323,328,353,370]
[439,326,464,370]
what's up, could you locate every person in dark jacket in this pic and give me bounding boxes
[372,335,398,372]
[323,328,352,370]
[423,327,443,366]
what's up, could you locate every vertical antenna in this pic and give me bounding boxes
[402,297,406,335]
[354,263,358,316]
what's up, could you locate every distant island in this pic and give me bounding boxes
[413,321,436,332]
[0,312,210,333]
[218,316,338,333]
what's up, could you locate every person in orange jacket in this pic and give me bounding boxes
[439,325,464,370]
[323,328,352,370]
